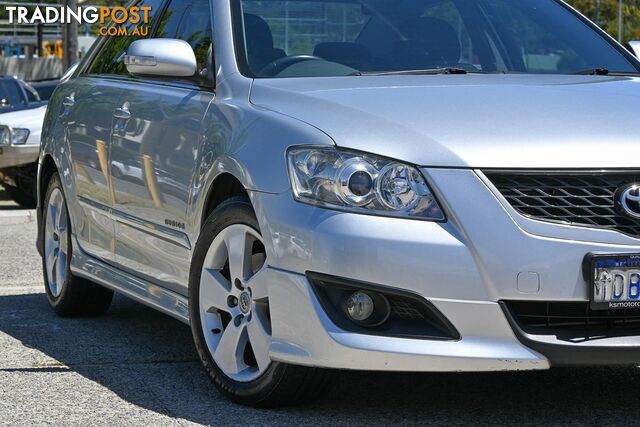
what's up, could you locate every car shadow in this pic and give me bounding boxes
[0,188,23,210]
[1,291,639,424]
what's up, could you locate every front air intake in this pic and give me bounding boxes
[307,272,460,340]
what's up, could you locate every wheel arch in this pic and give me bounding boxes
[200,172,249,229]
[39,154,59,205]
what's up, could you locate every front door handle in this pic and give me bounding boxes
[62,95,75,107]
[113,107,131,120]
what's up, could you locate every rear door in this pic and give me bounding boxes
[64,60,125,262]
[109,0,214,294]
[64,0,163,262]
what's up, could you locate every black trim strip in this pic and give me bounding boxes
[230,0,255,78]
[77,196,191,249]
[501,301,640,366]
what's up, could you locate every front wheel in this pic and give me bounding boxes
[189,197,328,407]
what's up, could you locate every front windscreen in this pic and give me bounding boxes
[235,0,639,78]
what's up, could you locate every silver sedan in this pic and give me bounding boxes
[36,0,640,407]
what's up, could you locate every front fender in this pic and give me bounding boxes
[190,104,335,232]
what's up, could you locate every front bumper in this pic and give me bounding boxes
[0,144,39,170]
[264,267,548,371]
[251,168,640,370]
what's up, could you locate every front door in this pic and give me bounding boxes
[110,0,214,294]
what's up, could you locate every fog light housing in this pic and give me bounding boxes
[346,291,374,321]
[342,291,390,327]
[308,272,460,339]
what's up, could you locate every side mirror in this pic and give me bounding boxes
[125,39,197,77]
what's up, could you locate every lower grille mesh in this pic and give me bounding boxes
[506,301,640,331]
[389,298,425,321]
[484,171,640,238]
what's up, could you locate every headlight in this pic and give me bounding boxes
[11,128,30,145]
[0,129,10,145]
[287,147,445,221]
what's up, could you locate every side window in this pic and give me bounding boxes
[154,0,212,74]
[87,0,163,76]
[0,80,26,106]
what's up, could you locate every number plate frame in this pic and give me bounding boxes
[584,253,640,310]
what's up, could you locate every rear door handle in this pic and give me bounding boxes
[113,107,131,120]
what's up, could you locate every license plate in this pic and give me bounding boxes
[585,253,640,310]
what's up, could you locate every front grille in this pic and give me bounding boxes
[484,171,640,238]
[505,301,640,332]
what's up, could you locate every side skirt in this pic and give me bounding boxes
[70,236,190,325]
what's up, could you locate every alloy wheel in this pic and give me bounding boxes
[199,224,271,382]
[44,188,69,298]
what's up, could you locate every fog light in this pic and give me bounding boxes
[346,291,375,321]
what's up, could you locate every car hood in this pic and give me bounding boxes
[0,105,47,129]
[250,74,640,168]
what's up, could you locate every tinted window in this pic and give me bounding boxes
[32,82,58,101]
[155,0,212,73]
[479,0,631,73]
[0,80,25,107]
[88,0,163,75]
[237,0,638,78]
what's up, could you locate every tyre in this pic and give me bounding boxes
[189,197,328,407]
[111,166,122,180]
[5,183,36,208]
[42,172,114,317]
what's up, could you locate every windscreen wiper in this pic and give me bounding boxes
[362,67,469,76]
[571,68,610,75]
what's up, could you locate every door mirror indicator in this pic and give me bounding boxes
[125,39,198,77]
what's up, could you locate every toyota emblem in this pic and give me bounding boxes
[617,184,640,219]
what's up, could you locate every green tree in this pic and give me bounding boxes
[567,0,640,42]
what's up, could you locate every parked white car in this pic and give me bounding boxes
[0,105,47,207]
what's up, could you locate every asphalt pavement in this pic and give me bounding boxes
[2,190,640,426]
